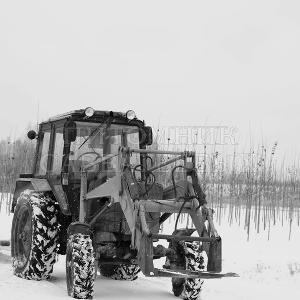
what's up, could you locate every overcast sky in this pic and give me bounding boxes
[0,1,299,162]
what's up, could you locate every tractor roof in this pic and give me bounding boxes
[41,108,134,124]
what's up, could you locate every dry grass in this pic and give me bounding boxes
[0,137,35,213]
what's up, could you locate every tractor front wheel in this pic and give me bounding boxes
[171,242,207,300]
[66,233,95,299]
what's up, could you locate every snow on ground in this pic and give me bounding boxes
[1,197,300,300]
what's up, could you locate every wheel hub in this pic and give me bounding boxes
[15,206,32,260]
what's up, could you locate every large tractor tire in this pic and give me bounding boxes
[99,263,140,280]
[66,233,95,299]
[11,190,60,280]
[171,242,207,300]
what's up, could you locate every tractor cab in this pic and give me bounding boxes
[33,108,151,174]
[13,108,152,215]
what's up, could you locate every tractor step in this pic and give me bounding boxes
[152,268,239,279]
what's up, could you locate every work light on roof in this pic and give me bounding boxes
[126,110,136,120]
[84,107,95,117]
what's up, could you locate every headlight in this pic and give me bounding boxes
[126,110,136,120]
[84,107,95,117]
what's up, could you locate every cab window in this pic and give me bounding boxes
[52,126,64,174]
[68,122,104,177]
[36,129,51,175]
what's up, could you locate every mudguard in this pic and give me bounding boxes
[12,177,71,215]
[11,178,51,212]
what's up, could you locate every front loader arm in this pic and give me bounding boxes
[78,146,236,279]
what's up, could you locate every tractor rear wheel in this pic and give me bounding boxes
[99,263,140,280]
[11,190,59,280]
[66,233,95,299]
[171,242,207,300]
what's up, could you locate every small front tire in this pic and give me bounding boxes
[171,242,207,300]
[66,233,95,299]
[99,263,140,281]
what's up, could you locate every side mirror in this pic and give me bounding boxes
[144,126,153,146]
[139,126,153,146]
[63,121,77,143]
[27,130,37,140]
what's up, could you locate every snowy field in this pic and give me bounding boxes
[1,198,300,300]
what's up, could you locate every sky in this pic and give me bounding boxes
[0,0,299,163]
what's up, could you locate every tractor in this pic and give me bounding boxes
[11,108,237,300]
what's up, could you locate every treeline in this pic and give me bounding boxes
[0,137,35,211]
[150,131,300,237]
[1,130,299,238]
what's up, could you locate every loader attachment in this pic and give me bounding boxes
[137,232,238,279]
[112,147,239,281]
